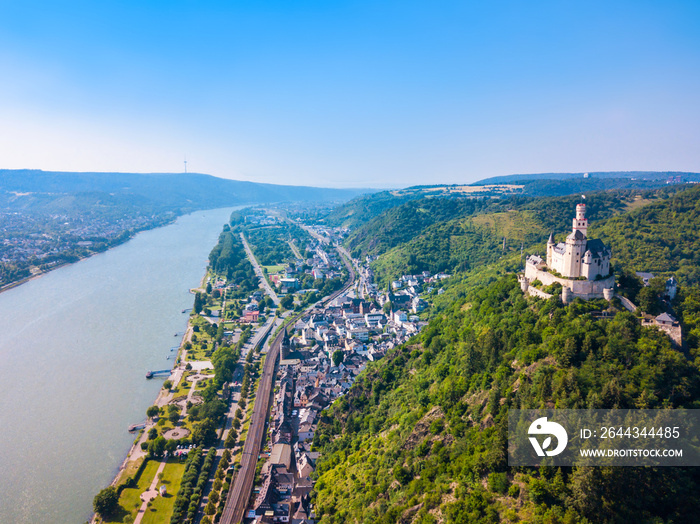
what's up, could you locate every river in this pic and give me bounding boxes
[0,207,239,523]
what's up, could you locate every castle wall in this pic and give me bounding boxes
[527,287,553,300]
[524,264,614,300]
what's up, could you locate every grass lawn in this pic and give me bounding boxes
[103,459,160,523]
[263,264,284,274]
[141,459,187,524]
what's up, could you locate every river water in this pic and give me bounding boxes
[0,207,237,523]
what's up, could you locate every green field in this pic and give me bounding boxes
[141,460,187,524]
[103,460,160,523]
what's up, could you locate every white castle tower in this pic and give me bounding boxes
[524,202,614,303]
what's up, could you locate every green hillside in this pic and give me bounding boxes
[312,186,700,524]
[322,191,421,229]
[367,188,678,287]
[345,198,510,258]
[591,185,700,286]
[313,277,700,524]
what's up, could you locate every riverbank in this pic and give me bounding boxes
[0,215,182,295]
[90,321,196,524]
[0,207,241,524]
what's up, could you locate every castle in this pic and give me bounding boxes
[521,203,615,304]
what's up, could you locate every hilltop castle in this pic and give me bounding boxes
[521,203,615,304]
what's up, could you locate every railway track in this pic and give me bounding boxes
[220,242,355,523]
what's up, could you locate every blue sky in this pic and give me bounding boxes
[0,1,699,187]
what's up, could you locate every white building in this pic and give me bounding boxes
[546,203,611,279]
[522,203,615,303]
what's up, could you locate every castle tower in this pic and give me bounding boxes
[572,203,588,238]
[563,230,586,277]
[546,232,555,268]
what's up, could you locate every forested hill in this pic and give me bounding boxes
[322,174,690,230]
[474,171,700,185]
[353,187,680,286]
[322,191,424,229]
[591,185,700,285]
[313,277,700,523]
[312,184,700,524]
[0,170,369,211]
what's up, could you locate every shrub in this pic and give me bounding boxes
[488,472,509,494]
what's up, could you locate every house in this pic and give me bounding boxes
[296,452,315,479]
[655,313,678,326]
[280,278,300,293]
[270,443,293,470]
[393,310,408,324]
[364,312,385,328]
[244,309,260,322]
[636,272,655,286]
[412,297,428,313]
[297,422,315,442]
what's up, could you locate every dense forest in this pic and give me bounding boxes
[313,277,700,524]
[311,184,700,523]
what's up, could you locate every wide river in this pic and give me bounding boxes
[0,207,238,523]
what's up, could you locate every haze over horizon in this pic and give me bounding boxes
[1,1,699,188]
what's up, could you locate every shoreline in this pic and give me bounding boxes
[91,321,194,523]
[1,204,248,296]
[0,217,180,296]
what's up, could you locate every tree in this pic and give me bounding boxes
[146,405,159,419]
[148,435,166,457]
[192,419,217,446]
[165,439,178,454]
[148,427,158,440]
[332,349,344,367]
[280,294,294,309]
[93,486,119,517]
[638,286,661,315]
[168,405,181,425]
[163,380,173,391]
[194,292,205,314]
[225,429,237,448]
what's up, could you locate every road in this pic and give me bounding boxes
[240,232,280,306]
[220,239,355,524]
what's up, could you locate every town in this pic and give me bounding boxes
[93,209,450,524]
[233,215,454,523]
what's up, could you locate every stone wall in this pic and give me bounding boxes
[527,287,553,300]
[524,263,614,300]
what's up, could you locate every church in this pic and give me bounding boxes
[521,202,615,304]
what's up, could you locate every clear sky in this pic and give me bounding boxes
[1,1,699,188]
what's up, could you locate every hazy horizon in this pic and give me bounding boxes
[1,1,699,188]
